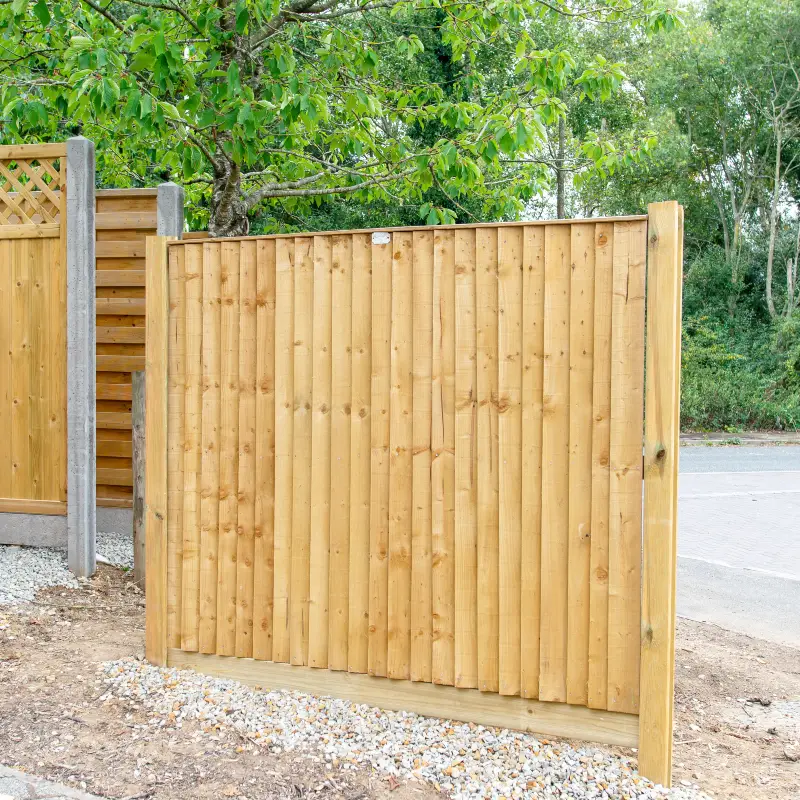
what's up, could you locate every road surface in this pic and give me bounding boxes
[678,445,800,647]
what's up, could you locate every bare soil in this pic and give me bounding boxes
[1,567,798,800]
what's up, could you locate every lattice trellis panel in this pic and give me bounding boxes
[0,156,64,225]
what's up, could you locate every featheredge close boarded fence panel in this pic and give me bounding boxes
[145,204,683,787]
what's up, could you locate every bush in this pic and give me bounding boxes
[680,315,800,431]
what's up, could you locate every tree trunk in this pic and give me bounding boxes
[209,159,250,237]
[556,116,566,219]
[766,127,782,319]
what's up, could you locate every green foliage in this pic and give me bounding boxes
[0,0,677,233]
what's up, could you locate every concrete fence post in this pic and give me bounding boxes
[66,136,96,578]
[157,182,185,237]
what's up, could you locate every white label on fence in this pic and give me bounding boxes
[372,231,391,245]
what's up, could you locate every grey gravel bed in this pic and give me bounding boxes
[101,659,710,800]
[0,529,133,605]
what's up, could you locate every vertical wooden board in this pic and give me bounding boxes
[454,229,478,689]
[566,223,595,705]
[497,227,523,697]
[520,226,545,699]
[539,224,571,703]
[639,202,682,787]
[329,235,353,671]
[145,237,170,666]
[29,240,46,499]
[588,223,614,709]
[475,227,499,693]
[368,234,392,678]
[11,239,31,498]
[410,230,433,683]
[272,238,295,663]
[387,231,413,681]
[181,244,204,652]
[236,241,257,658]
[55,159,67,500]
[432,229,456,686]
[308,236,332,669]
[216,242,241,657]
[253,239,277,661]
[50,235,67,502]
[348,234,372,674]
[607,221,646,714]
[29,241,45,499]
[0,241,11,496]
[199,243,222,654]
[291,237,314,667]
[167,245,186,649]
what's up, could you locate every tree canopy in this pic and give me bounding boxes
[1,0,674,234]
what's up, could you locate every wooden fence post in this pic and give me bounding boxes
[132,370,146,587]
[145,236,174,665]
[638,201,683,786]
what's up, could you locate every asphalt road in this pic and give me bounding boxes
[678,445,800,646]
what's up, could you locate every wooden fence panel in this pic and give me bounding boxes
[0,146,67,515]
[95,190,159,507]
[150,209,682,787]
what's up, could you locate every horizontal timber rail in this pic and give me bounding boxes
[146,202,683,787]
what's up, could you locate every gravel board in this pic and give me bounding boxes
[0,530,132,606]
[100,659,710,800]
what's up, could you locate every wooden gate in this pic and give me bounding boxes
[0,143,67,515]
[145,203,683,785]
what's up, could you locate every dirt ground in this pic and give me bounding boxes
[1,567,798,800]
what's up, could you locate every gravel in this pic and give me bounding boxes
[0,529,133,606]
[96,530,134,570]
[100,659,710,800]
[0,545,78,604]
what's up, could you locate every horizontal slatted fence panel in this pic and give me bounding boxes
[95,190,158,507]
[161,219,655,728]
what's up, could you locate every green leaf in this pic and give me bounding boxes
[33,0,51,25]
[129,49,155,72]
[236,2,249,34]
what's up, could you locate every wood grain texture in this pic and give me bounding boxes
[236,241,257,658]
[216,242,241,656]
[588,223,614,709]
[368,235,392,678]
[475,227,499,693]
[497,227,523,697]
[567,223,595,705]
[144,237,170,665]
[181,244,204,652]
[454,229,478,690]
[272,238,295,663]
[387,232,413,680]
[348,234,372,674]
[308,236,333,669]
[411,230,433,683]
[166,245,186,649]
[253,240,277,661]
[607,221,646,714]
[199,243,222,655]
[639,202,683,787]
[432,229,456,686]
[329,235,353,671]
[520,226,545,699]
[291,238,314,667]
[539,225,571,703]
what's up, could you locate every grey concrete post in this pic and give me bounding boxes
[66,136,96,577]
[157,182,185,237]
